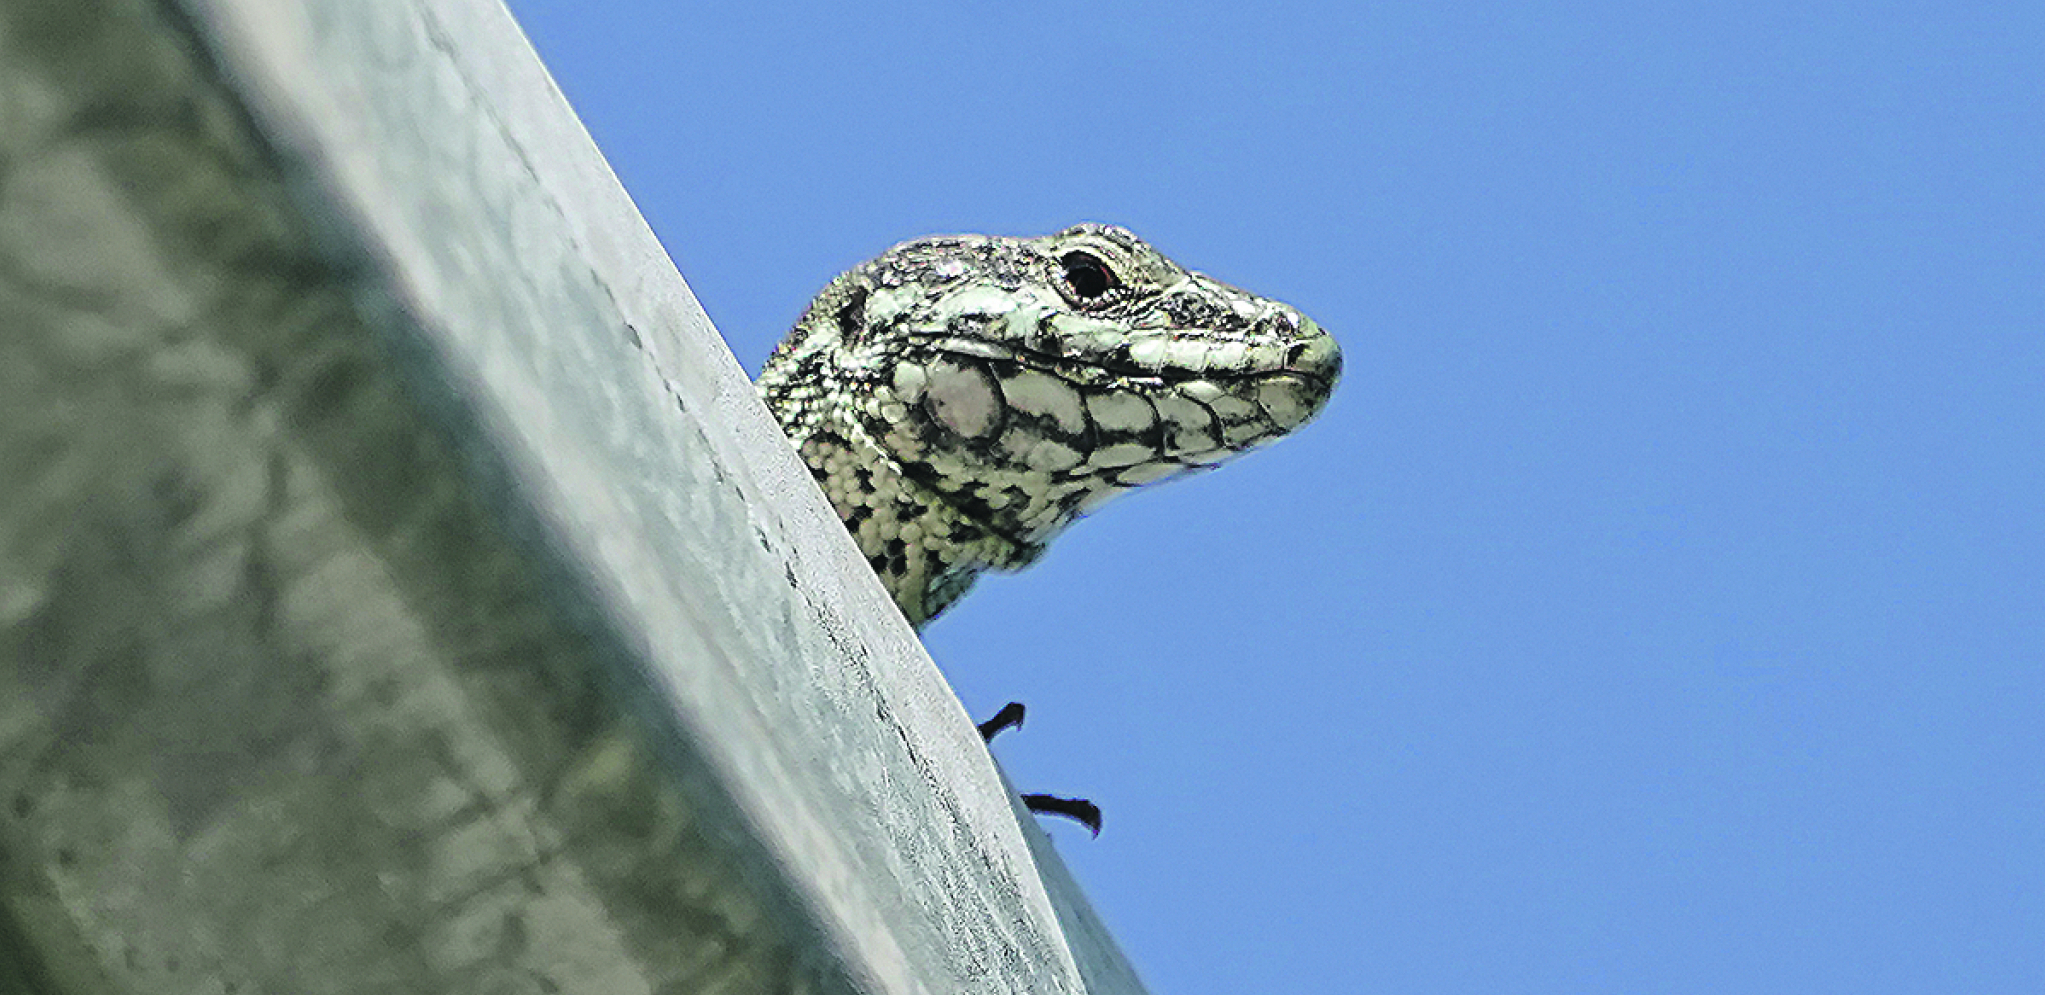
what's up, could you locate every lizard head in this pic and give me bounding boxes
[765,222,1340,569]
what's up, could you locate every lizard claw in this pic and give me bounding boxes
[977,703,1102,836]
[977,701,1026,741]
[1021,794,1103,837]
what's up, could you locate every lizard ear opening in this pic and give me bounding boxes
[835,284,870,343]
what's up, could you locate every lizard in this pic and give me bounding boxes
[758,222,1341,830]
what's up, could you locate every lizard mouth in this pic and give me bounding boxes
[880,327,1336,502]
[913,328,1340,397]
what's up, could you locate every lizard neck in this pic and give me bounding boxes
[790,416,1041,628]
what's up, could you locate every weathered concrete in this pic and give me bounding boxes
[0,0,1146,991]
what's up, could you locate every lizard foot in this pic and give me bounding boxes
[1022,794,1102,836]
[976,702,1102,836]
[977,701,1027,741]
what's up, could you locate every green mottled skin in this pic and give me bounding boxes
[760,223,1340,628]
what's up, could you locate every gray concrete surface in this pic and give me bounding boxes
[0,0,1147,991]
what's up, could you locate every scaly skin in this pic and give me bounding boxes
[759,223,1341,629]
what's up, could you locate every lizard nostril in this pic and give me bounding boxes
[1283,326,1341,383]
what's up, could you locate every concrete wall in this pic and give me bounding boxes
[0,0,1146,991]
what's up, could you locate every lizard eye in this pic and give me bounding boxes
[1060,251,1119,301]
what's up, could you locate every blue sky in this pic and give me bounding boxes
[502,2,2042,992]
